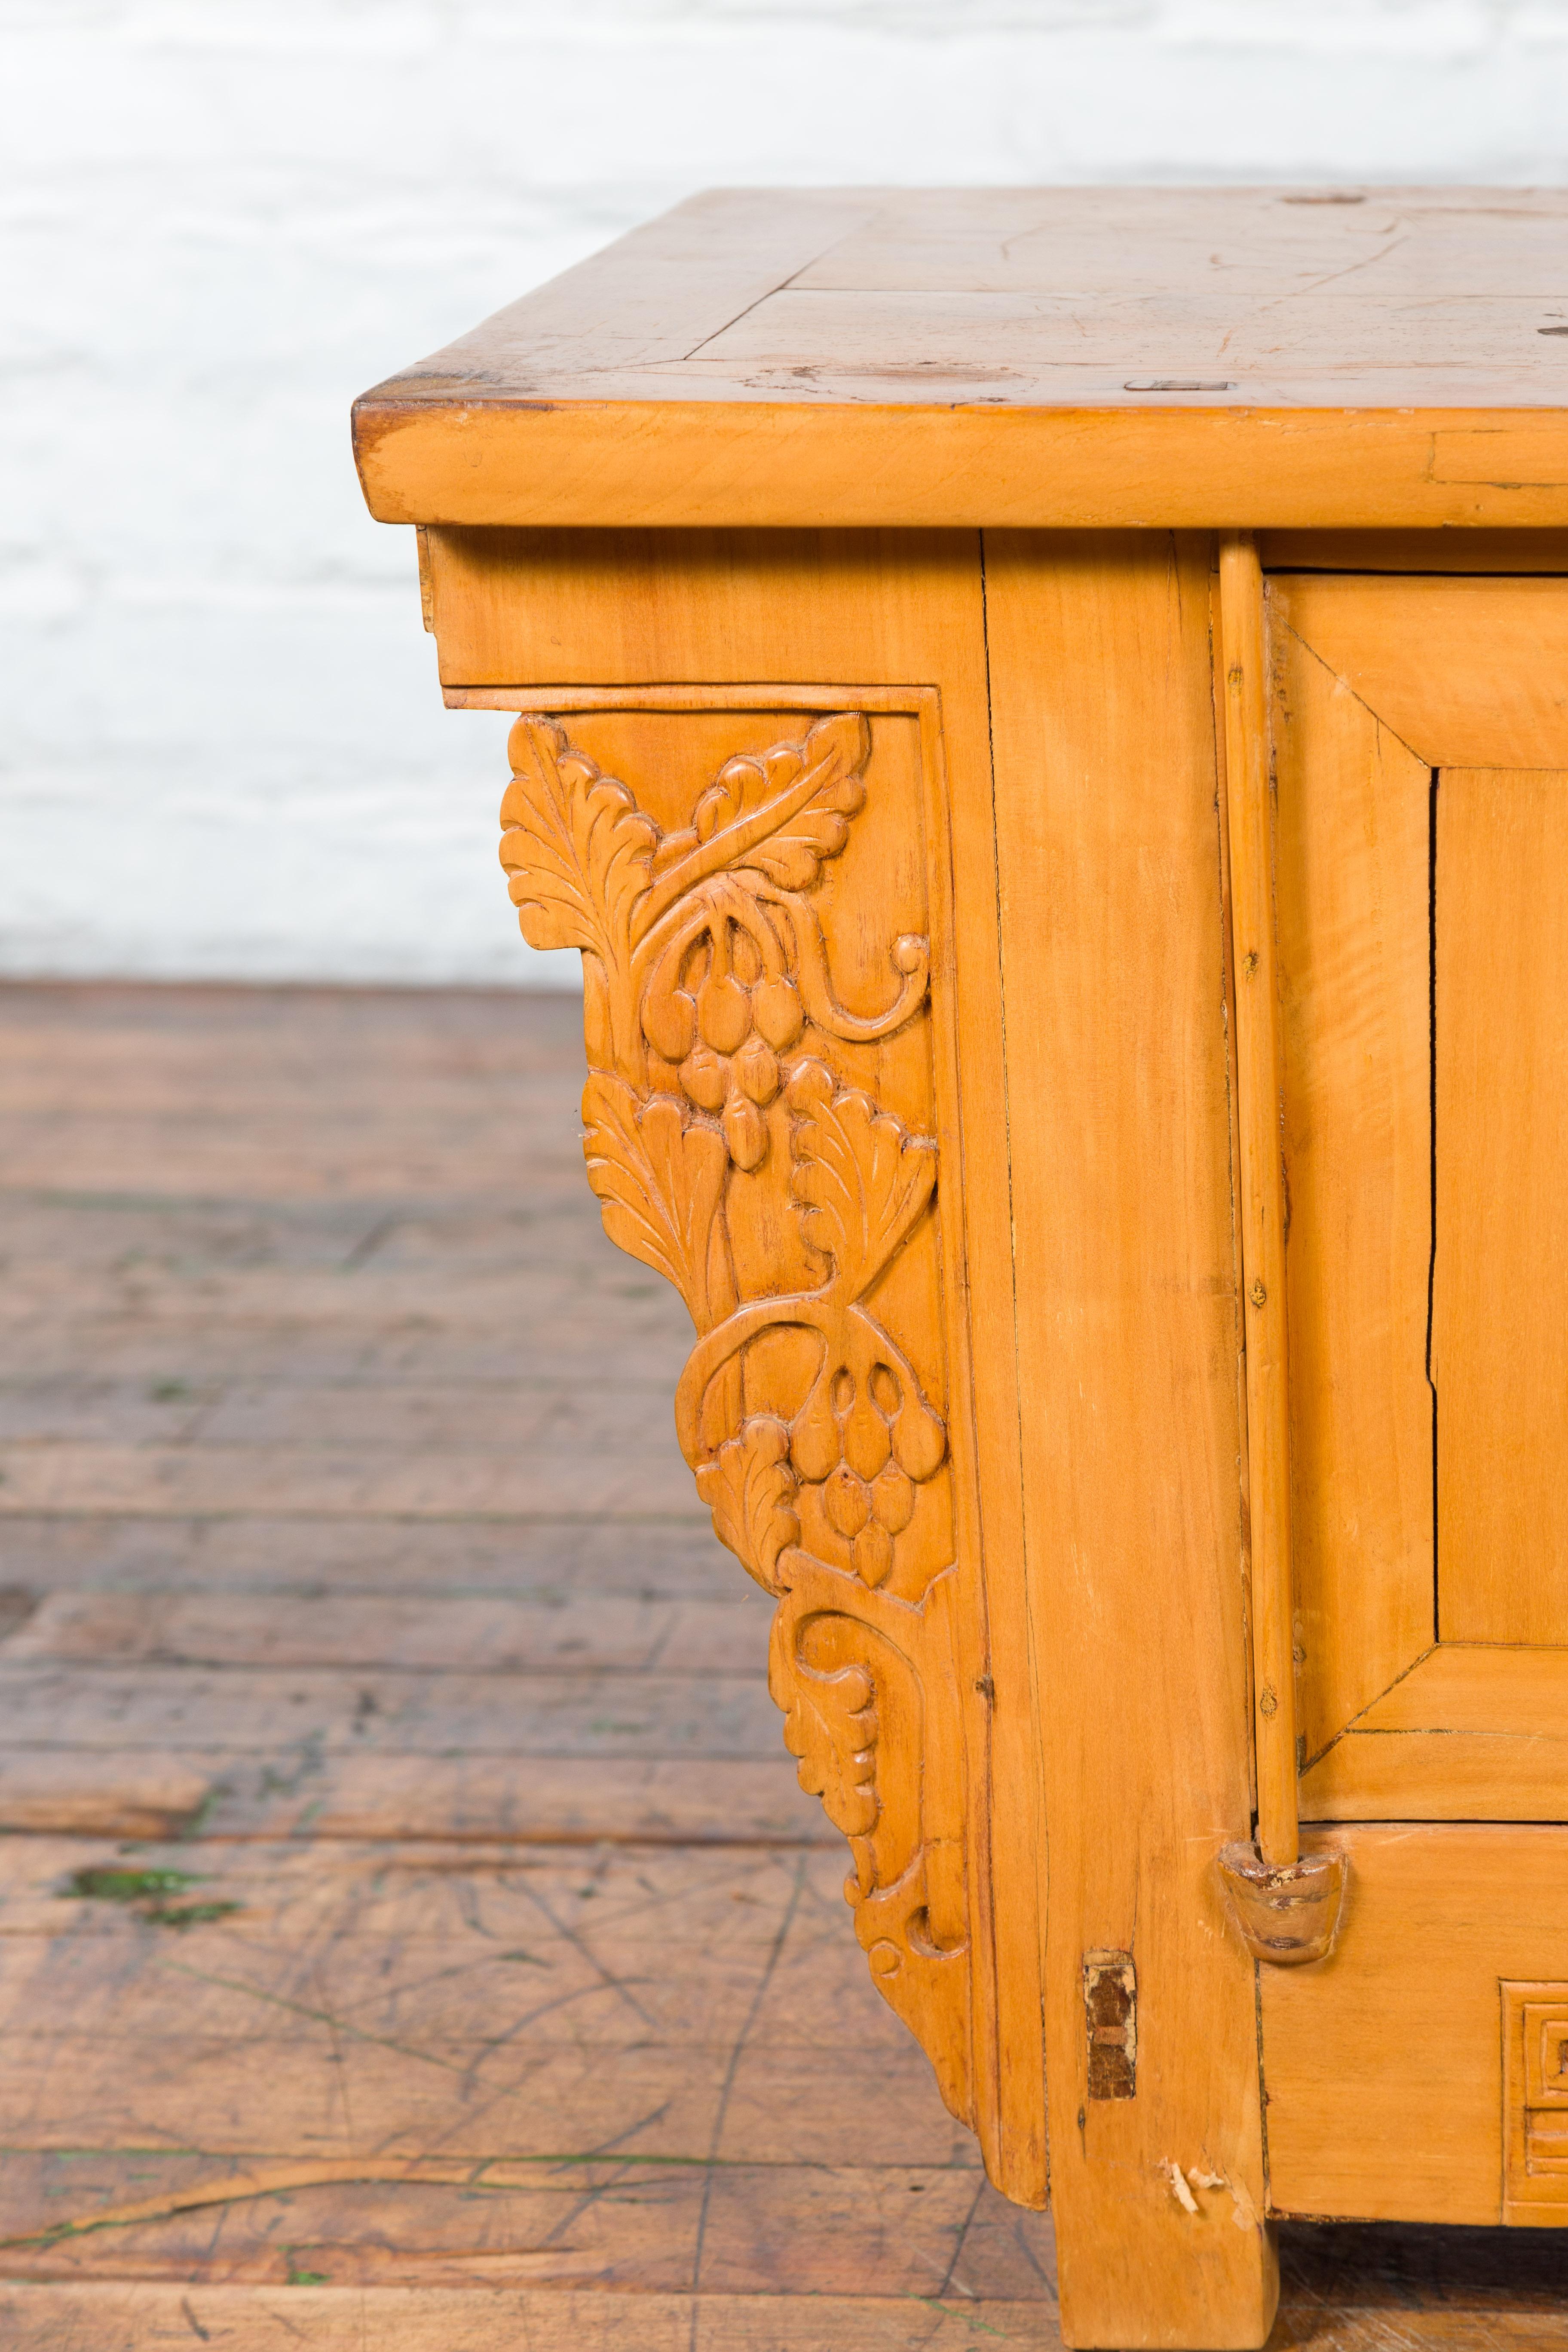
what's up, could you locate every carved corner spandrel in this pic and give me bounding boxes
[497,703,980,2127]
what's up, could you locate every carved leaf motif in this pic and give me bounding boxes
[787,1060,937,1300]
[636,714,872,937]
[495,707,971,2128]
[694,1416,799,1594]
[720,712,871,891]
[772,1620,879,1842]
[582,1078,726,1330]
[500,718,656,968]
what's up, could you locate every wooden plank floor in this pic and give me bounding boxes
[0,982,1564,2350]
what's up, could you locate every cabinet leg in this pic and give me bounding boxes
[1054,2193,1279,2351]
[983,533,1280,2351]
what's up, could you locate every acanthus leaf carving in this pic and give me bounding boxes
[637,710,871,923]
[498,706,976,2128]
[694,1416,799,1595]
[787,1059,937,1302]
[770,1611,879,1843]
[501,720,656,976]
[582,1076,728,1332]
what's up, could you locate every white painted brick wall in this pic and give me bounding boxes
[6,0,1568,983]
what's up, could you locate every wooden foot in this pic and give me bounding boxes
[1055,2204,1279,2351]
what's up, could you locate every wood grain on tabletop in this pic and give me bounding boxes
[351,189,1568,530]
[5,983,1568,2346]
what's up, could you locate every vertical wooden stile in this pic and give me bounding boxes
[1219,533,1300,1868]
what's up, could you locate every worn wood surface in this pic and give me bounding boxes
[351,190,1568,530]
[3,982,1568,2346]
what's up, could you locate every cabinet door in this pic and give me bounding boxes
[1262,573,1568,2227]
[1269,573,1568,1823]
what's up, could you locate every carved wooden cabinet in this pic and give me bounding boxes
[353,190,1568,2349]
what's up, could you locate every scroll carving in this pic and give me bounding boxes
[499,710,973,2123]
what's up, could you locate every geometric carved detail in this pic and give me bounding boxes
[1504,1982,1568,2223]
[499,709,973,2123]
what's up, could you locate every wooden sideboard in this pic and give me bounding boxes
[353,190,1568,2351]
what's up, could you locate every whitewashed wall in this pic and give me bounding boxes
[7,1,1568,984]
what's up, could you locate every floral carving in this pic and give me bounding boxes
[499,709,973,2123]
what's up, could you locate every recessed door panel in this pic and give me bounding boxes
[1436,769,1568,1645]
[1270,574,1568,1819]
[1245,570,1568,2231]
[1273,627,1434,1765]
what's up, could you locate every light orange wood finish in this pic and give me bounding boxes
[21,988,1568,2345]
[1299,1647,1568,1822]
[1219,535,1298,1868]
[1265,1827,1568,2225]
[985,533,1273,2349]
[1270,606,1435,1767]
[1272,576,1568,1825]
[1436,769,1568,1646]
[1504,1979,1568,2225]
[354,188,1568,2348]
[498,701,976,2120]
[1273,575,1568,766]
[420,527,1044,2213]
[358,402,1568,534]
[352,190,1568,531]
[1260,528,1568,572]
[421,527,976,692]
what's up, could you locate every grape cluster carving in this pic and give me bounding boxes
[643,906,803,1171]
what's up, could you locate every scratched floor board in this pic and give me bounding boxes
[0,983,1562,2349]
[0,1516,743,1599]
[8,1589,768,1674]
[10,2270,1568,2352]
[0,2159,1052,2295]
[0,1749,830,1843]
[0,2043,972,2168]
[0,1660,781,1753]
[0,1377,687,1453]
[0,2282,1066,2350]
[0,1841,893,2045]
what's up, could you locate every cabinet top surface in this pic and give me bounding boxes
[352,188,1568,532]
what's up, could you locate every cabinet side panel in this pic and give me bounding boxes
[424,526,1044,2206]
[1271,613,1435,1757]
[984,533,1274,2347]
